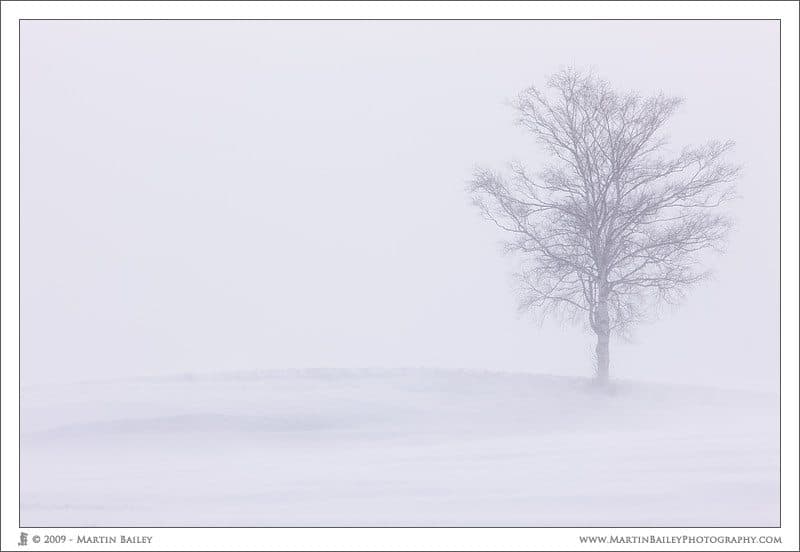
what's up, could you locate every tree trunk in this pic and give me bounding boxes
[594,291,610,383]
[595,329,610,383]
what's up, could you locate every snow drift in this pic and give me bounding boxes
[21,368,778,527]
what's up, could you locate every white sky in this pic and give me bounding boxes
[20,20,779,390]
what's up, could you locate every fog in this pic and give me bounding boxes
[21,20,779,390]
[19,20,781,529]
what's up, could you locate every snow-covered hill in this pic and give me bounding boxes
[21,368,778,527]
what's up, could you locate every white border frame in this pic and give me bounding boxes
[2,2,797,550]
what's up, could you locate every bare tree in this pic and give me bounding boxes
[469,69,739,383]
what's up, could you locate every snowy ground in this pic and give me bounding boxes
[21,368,779,527]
